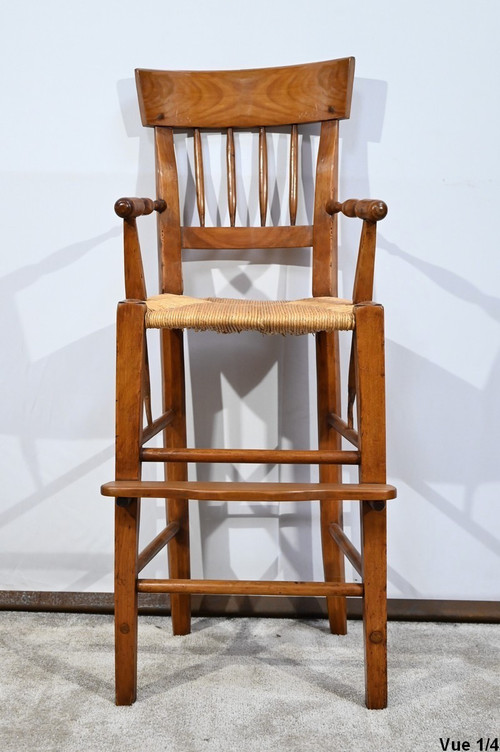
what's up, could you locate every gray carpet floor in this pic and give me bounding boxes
[0,612,498,752]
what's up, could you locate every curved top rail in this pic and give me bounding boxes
[136,57,355,128]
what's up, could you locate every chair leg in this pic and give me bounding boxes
[162,329,191,635]
[114,301,146,705]
[316,331,347,635]
[354,303,387,709]
[114,498,140,705]
[320,498,347,634]
[167,497,191,635]
[360,501,387,709]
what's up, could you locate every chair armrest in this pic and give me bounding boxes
[115,197,166,219]
[115,199,166,300]
[325,198,387,223]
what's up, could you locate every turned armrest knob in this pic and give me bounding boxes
[325,198,388,222]
[114,197,167,219]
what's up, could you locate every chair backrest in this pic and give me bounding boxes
[135,58,355,298]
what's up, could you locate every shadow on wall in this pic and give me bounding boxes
[119,72,500,594]
[115,74,429,589]
[1,228,120,589]
[345,79,500,591]
[2,81,157,583]
[5,68,494,596]
[381,240,500,565]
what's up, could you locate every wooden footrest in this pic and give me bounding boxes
[137,578,364,597]
[101,480,396,502]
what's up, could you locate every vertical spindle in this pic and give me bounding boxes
[227,127,236,227]
[259,127,268,227]
[194,128,205,227]
[289,124,298,226]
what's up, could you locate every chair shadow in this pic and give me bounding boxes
[116,75,393,588]
[138,617,364,706]
[382,240,500,567]
[1,227,125,590]
[0,613,115,703]
[340,79,500,590]
[117,73,500,599]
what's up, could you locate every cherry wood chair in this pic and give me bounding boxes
[101,57,396,709]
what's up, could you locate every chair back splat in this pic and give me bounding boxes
[101,57,397,709]
[136,58,354,296]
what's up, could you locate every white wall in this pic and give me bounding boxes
[1,0,498,599]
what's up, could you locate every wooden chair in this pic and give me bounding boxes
[101,57,396,709]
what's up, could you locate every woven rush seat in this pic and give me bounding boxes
[145,293,355,334]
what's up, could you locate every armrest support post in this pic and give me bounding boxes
[114,196,167,300]
[123,218,147,300]
[352,220,378,304]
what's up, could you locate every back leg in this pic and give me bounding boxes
[162,328,191,635]
[316,331,347,635]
